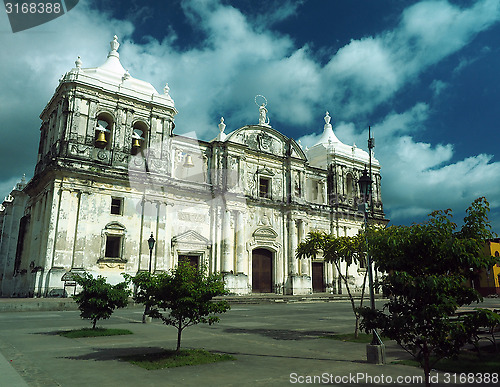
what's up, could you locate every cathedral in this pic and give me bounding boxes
[0,36,386,297]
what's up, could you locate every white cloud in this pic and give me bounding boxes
[321,0,500,117]
[372,109,500,222]
[430,80,448,97]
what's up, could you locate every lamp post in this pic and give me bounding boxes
[148,233,155,274]
[143,233,155,324]
[358,139,385,364]
[358,168,376,313]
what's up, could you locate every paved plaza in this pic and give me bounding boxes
[0,298,499,386]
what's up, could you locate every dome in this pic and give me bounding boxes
[60,36,175,109]
[306,112,378,168]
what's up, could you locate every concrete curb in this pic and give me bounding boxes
[0,294,386,312]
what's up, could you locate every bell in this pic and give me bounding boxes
[132,138,141,149]
[183,154,194,168]
[95,131,107,147]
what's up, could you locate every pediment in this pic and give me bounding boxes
[105,221,126,231]
[256,167,275,176]
[225,126,307,161]
[172,230,209,245]
[253,227,278,240]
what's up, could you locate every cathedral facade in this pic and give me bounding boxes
[0,37,386,297]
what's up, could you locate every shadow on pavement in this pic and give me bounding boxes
[61,346,167,361]
[222,327,335,340]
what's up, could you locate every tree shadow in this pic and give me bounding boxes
[62,346,167,361]
[223,327,336,340]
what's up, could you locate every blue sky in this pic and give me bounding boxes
[1,0,500,231]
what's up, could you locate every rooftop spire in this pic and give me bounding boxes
[315,111,339,145]
[99,35,126,75]
[108,35,120,59]
[216,117,227,141]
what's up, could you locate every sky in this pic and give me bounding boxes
[1,0,500,232]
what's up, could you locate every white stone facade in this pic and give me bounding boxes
[0,37,387,297]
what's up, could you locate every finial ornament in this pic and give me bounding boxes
[111,35,119,52]
[219,117,226,133]
[107,35,120,59]
[75,56,82,68]
[324,111,332,128]
[122,70,130,81]
[164,83,170,95]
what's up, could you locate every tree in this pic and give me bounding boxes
[127,261,230,351]
[296,232,368,338]
[359,197,497,387]
[73,273,130,329]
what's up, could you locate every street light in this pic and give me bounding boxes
[358,168,377,315]
[358,135,385,365]
[143,233,155,324]
[148,233,155,274]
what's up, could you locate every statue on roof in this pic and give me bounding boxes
[255,95,270,126]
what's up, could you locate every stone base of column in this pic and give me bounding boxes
[224,273,250,295]
[287,275,312,295]
[366,343,386,364]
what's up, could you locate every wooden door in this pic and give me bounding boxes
[312,262,325,293]
[252,249,273,293]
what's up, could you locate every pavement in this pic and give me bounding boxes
[0,296,498,387]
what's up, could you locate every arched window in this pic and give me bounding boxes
[131,121,148,155]
[100,221,126,262]
[95,113,114,149]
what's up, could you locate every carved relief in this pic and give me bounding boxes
[258,209,273,226]
[112,151,129,167]
[257,132,273,151]
[272,176,282,199]
[70,144,91,158]
[97,151,107,161]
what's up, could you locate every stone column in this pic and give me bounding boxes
[289,217,297,275]
[235,211,246,274]
[140,199,155,271]
[299,220,308,276]
[326,262,335,293]
[52,188,74,268]
[222,209,233,273]
[72,191,90,269]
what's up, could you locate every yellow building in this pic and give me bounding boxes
[475,239,500,296]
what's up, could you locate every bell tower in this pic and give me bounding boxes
[34,35,177,180]
[17,36,178,297]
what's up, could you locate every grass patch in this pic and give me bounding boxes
[59,327,133,338]
[322,333,385,343]
[123,349,235,370]
[395,346,500,373]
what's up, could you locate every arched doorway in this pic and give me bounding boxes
[252,248,273,293]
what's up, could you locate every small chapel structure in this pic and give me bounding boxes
[0,36,387,297]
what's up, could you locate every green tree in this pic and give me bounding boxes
[128,262,230,351]
[73,273,130,329]
[296,232,368,338]
[359,197,497,387]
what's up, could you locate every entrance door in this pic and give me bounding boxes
[178,255,199,269]
[312,262,325,293]
[252,249,273,293]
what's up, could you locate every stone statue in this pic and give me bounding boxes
[259,104,270,126]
